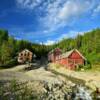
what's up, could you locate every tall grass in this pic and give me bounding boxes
[0,80,40,100]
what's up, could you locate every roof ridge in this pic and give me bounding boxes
[60,49,86,60]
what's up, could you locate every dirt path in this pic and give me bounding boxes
[0,64,65,84]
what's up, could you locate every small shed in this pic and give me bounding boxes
[18,49,33,63]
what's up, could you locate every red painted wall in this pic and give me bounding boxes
[69,51,82,59]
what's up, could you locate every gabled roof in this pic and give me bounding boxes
[20,49,33,54]
[61,49,86,60]
[61,49,74,58]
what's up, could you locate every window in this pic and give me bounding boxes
[24,53,26,56]
[27,52,30,56]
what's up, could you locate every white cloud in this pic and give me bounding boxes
[57,33,68,41]
[16,0,93,24]
[16,0,98,33]
[16,0,42,9]
[66,30,84,38]
[44,40,55,45]
[94,4,100,13]
[93,3,100,16]
[40,0,93,32]
[56,30,85,41]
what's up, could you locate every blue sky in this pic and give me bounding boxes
[0,0,100,45]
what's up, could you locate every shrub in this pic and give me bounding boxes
[84,65,92,70]
[84,60,92,70]
[75,64,84,71]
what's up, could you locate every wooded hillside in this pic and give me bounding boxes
[52,28,100,64]
[0,28,100,67]
[0,29,50,67]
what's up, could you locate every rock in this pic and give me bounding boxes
[41,80,94,100]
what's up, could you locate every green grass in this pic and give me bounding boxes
[88,64,100,72]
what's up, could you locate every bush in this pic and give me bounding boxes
[84,60,92,70]
[75,61,92,71]
[84,64,92,70]
[75,64,84,71]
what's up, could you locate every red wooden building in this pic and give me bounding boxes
[48,49,86,70]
